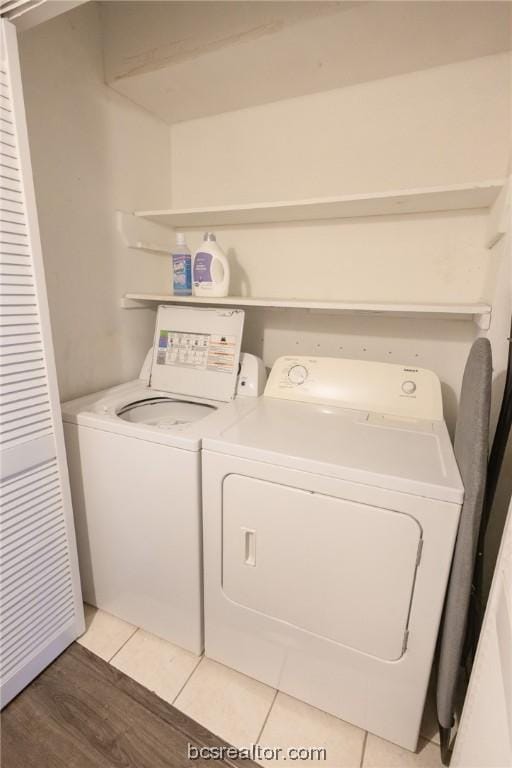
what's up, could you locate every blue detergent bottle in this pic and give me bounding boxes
[172,233,192,296]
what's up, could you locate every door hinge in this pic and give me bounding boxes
[416,538,423,567]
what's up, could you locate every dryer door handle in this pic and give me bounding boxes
[243,528,256,567]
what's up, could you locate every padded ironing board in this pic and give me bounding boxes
[436,337,492,762]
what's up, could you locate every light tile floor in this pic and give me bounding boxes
[77,603,137,661]
[174,657,277,747]
[110,628,201,703]
[363,735,442,768]
[258,692,366,767]
[78,605,442,767]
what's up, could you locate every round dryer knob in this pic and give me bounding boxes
[288,364,308,385]
[401,380,417,395]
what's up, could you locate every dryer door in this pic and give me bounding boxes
[222,475,422,661]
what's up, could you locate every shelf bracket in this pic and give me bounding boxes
[485,180,510,249]
[117,210,172,255]
[475,309,491,331]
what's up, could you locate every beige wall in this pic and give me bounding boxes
[19,2,172,401]
[171,53,510,205]
[179,213,492,306]
[170,53,511,434]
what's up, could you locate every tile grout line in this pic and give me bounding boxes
[108,626,140,664]
[171,654,204,706]
[255,688,279,745]
[359,731,368,768]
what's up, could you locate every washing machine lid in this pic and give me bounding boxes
[204,398,464,503]
[149,306,244,402]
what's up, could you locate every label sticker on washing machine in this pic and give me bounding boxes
[206,334,237,373]
[156,330,236,373]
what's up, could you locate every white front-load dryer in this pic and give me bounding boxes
[202,356,463,749]
[62,306,264,654]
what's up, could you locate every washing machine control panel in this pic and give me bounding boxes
[265,356,443,421]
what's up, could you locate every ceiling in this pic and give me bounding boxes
[100,1,512,125]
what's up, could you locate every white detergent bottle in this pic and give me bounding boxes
[193,232,230,297]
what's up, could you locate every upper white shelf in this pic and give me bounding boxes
[135,180,505,229]
[121,293,491,329]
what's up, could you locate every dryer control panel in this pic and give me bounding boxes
[265,356,443,421]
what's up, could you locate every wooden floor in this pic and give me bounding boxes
[1,644,256,768]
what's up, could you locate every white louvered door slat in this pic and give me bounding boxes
[0,18,84,708]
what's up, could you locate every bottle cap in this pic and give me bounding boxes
[176,232,186,246]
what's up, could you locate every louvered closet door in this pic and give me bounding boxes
[0,18,84,707]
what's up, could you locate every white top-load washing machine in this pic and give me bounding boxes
[62,306,265,655]
[202,355,464,750]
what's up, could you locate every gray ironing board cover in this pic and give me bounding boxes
[436,337,492,729]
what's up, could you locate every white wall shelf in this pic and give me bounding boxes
[120,294,492,329]
[135,180,504,230]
